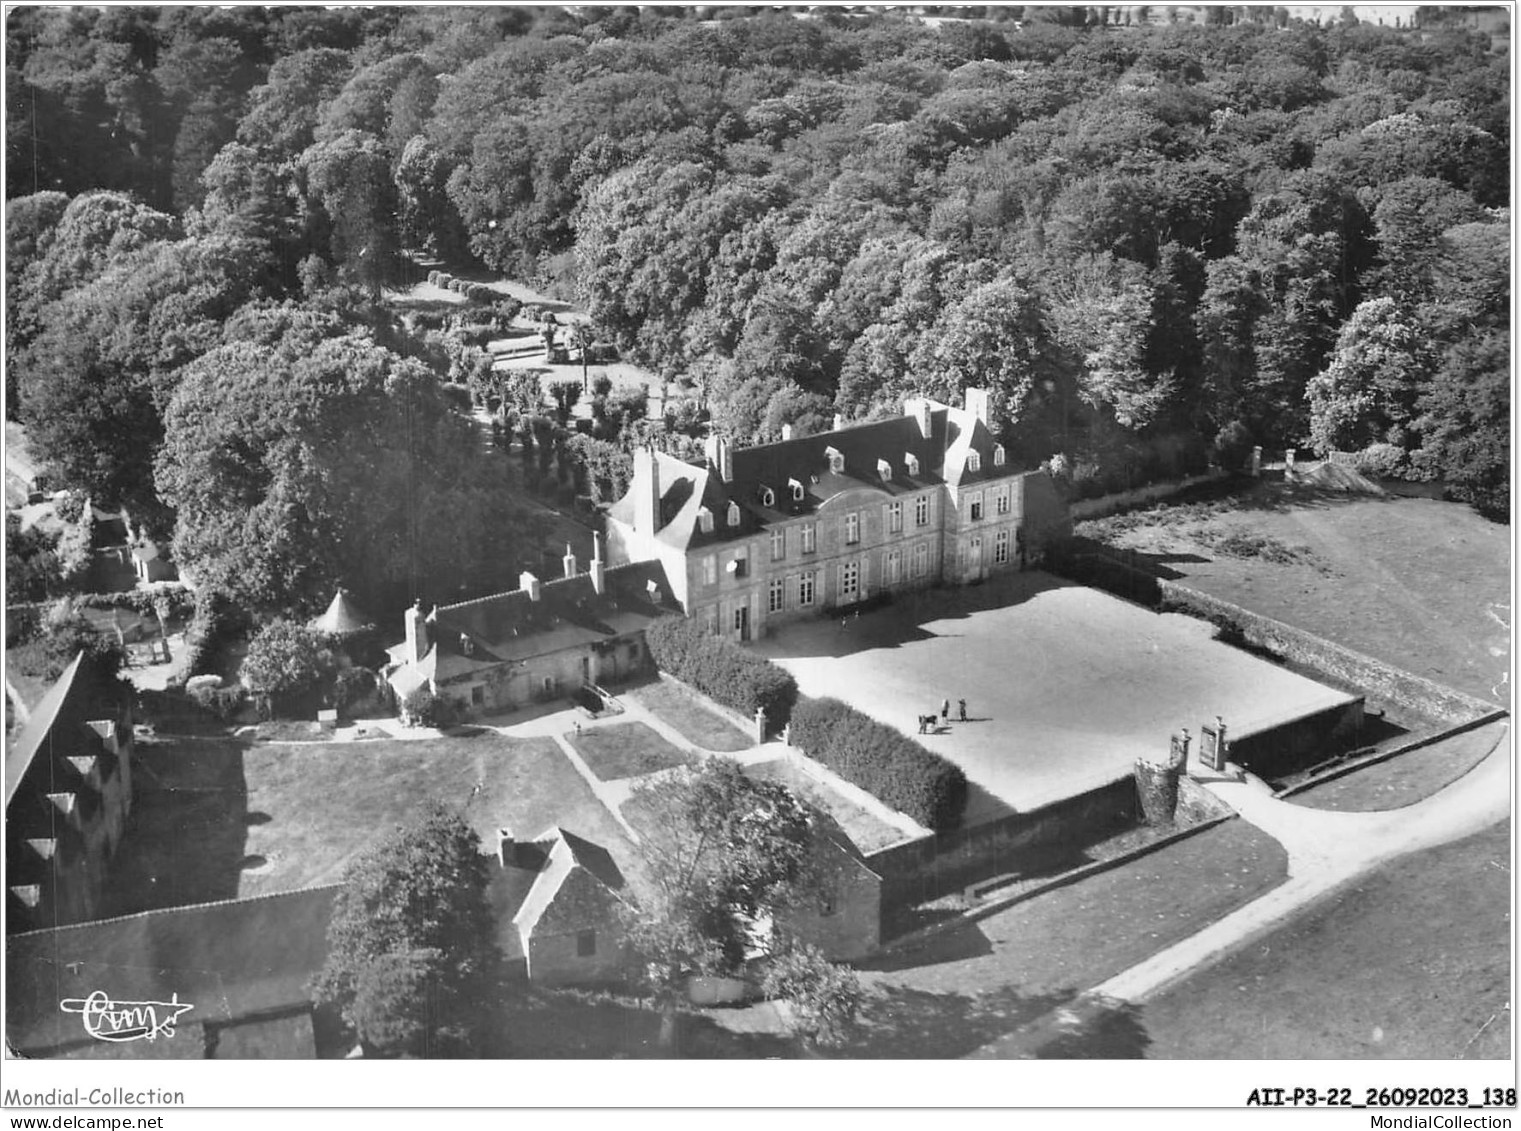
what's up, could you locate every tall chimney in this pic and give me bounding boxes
[497,828,516,868]
[965,387,990,425]
[832,413,844,431]
[780,423,793,441]
[904,397,933,439]
[520,571,542,601]
[633,444,661,535]
[704,433,733,483]
[590,533,606,595]
[404,600,429,665]
[562,543,577,580]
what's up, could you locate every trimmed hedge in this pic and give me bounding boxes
[644,616,797,728]
[790,698,967,832]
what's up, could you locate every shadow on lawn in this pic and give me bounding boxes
[969,999,1153,1060]
[493,993,795,1059]
[103,736,252,916]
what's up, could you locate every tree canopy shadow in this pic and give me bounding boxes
[966,997,1152,1059]
[832,982,1076,1058]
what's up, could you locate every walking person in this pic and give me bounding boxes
[958,698,967,722]
[941,697,950,724]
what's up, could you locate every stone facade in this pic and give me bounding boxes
[606,389,1069,645]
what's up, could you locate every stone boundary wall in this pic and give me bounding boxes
[864,775,1139,908]
[1155,581,1498,726]
[1070,470,1230,522]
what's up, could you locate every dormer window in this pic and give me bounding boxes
[760,486,775,508]
[993,443,1006,467]
[905,453,920,477]
[877,458,892,481]
[968,450,981,473]
[824,446,844,474]
[698,506,714,533]
[790,478,805,502]
[727,502,740,527]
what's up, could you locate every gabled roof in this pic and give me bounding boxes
[4,652,85,810]
[424,560,677,669]
[5,885,339,1058]
[504,827,626,944]
[606,449,714,548]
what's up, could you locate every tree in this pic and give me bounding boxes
[297,130,401,299]
[311,804,498,1057]
[1305,297,1432,454]
[1417,330,1508,520]
[239,619,337,711]
[622,759,817,1045]
[761,940,863,1052]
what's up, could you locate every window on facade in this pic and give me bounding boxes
[995,530,1010,565]
[704,605,719,635]
[732,551,748,579]
[801,523,816,554]
[969,493,983,522]
[913,542,929,578]
[995,488,1010,516]
[727,502,740,527]
[887,501,902,534]
[769,577,785,614]
[576,929,597,957]
[733,606,746,633]
[798,572,815,606]
[840,560,859,601]
[844,512,859,545]
[915,495,929,527]
[702,555,717,586]
[471,686,485,706]
[968,450,981,472]
[771,528,785,561]
[885,550,902,585]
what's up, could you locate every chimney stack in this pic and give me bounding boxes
[497,828,517,868]
[590,533,606,595]
[780,423,793,441]
[964,387,990,425]
[832,412,844,431]
[404,600,429,665]
[904,397,933,439]
[562,543,577,580]
[633,444,661,535]
[703,433,733,483]
[520,571,542,601]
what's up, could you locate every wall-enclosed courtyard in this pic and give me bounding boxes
[756,574,1358,826]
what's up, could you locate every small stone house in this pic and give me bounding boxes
[384,537,679,716]
[780,816,883,962]
[487,826,630,987]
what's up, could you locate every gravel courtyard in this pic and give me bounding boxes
[756,573,1357,825]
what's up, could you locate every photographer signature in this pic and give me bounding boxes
[60,990,194,1042]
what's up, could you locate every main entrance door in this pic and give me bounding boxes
[733,604,750,642]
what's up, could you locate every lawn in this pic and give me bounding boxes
[568,721,693,781]
[746,757,907,854]
[1137,820,1511,1059]
[1289,719,1509,812]
[627,678,754,753]
[756,572,1355,824]
[1078,483,1509,704]
[106,732,640,914]
[810,817,1290,1058]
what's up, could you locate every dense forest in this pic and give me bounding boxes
[5,5,1510,616]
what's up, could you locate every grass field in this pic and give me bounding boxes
[568,721,693,780]
[746,757,907,854]
[1079,484,1509,703]
[108,732,639,912]
[1137,820,1512,1059]
[757,572,1356,824]
[626,679,754,752]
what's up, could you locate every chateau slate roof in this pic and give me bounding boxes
[4,653,86,810]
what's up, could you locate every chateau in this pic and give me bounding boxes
[605,389,1070,642]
